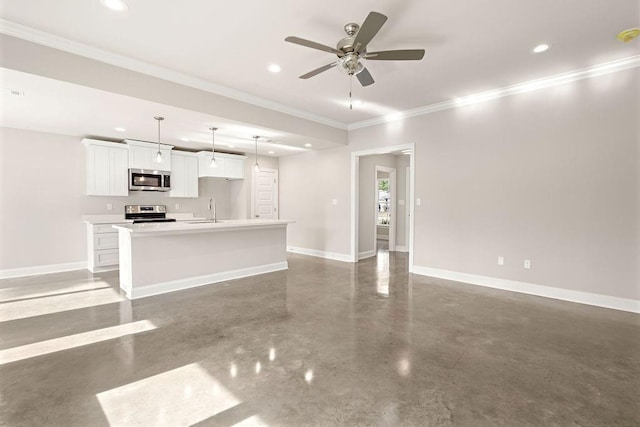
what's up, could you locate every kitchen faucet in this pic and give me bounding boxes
[208,198,216,222]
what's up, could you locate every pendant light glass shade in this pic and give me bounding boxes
[253,136,260,172]
[209,127,218,168]
[154,116,164,163]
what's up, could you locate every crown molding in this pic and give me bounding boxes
[0,19,349,130]
[3,19,638,134]
[348,54,640,131]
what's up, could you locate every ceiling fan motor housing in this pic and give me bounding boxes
[338,52,365,75]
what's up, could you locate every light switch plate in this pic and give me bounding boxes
[175,203,180,209]
[106,203,112,211]
[498,256,504,266]
[398,200,405,206]
[331,199,338,205]
[524,259,531,269]
[416,198,422,206]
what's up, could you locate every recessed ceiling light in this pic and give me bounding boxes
[180,137,189,141]
[100,0,128,11]
[531,44,550,54]
[304,143,312,147]
[268,151,275,154]
[114,127,126,132]
[268,64,282,73]
[9,90,24,96]
[227,144,234,148]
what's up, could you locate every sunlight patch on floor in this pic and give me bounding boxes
[0,319,157,364]
[232,415,270,426]
[0,287,125,322]
[96,362,265,426]
[0,279,112,302]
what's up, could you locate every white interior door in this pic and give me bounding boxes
[253,168,278,219]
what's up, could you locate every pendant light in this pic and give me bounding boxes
[154,116,164,163]
[253,136,260,172]
[209,127,218,168]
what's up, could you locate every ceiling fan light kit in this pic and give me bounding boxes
[285,11,426,108]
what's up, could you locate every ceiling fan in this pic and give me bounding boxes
[285,11,425,107]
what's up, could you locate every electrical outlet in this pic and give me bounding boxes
[524,259,531,269]
[175,203,180,210]
[106,203,112,211]
[416,198,422,206]
[498,256,504,266]
[331,199,337,205]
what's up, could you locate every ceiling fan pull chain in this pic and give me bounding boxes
[349,74,353,110]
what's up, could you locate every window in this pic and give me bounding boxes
[377,178,390,225]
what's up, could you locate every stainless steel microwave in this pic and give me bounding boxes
[129,169,171,192]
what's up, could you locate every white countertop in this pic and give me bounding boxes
[113,219,294,237]
[82,213,204,224]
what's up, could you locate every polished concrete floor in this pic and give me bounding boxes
[1,249,639,426]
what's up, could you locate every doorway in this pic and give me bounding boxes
[252,168,279,219]
[374,165,396,254]
[350,144,415,271]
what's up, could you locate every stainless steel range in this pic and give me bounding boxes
[125,205,177,224]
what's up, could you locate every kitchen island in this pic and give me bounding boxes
[114,219,293,299]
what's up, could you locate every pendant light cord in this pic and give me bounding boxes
[154,116,164,162]
[157,118,161,153]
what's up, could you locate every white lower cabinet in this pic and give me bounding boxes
[87,223,127,272]
[84,139,129,196]
[169,151,199,198]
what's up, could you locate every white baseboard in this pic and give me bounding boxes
[0,261,87,279]
[412,265,640,314]
[358,250,376,260]
[395,245,408,253]
[129,262,288,300]
[287,246,352,263]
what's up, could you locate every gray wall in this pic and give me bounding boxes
[280,68,639,300]
[395,154,410,248]
[279,148,351,255]
[0,127,276,270]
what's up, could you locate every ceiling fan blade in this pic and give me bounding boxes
[299,62,337,79]
[352,11,388,52]
[285,36,344,56]
[356,68,375,87]
[365,49,426,60]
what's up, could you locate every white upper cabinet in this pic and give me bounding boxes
[125,139,173,171]
[83,139,129,196]
[197,152,246,180]
[169,151,199,198]
[224,157,245,179]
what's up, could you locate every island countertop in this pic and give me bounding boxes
[113,219,294,237]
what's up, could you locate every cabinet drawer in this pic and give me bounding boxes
[95,249,119,267]
[94,224,119,234]
[95,234,119,250]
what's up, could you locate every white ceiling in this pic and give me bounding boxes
[1,0,638,128]
[0,67,330,156]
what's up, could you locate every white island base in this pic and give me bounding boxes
[115,220,292,299]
